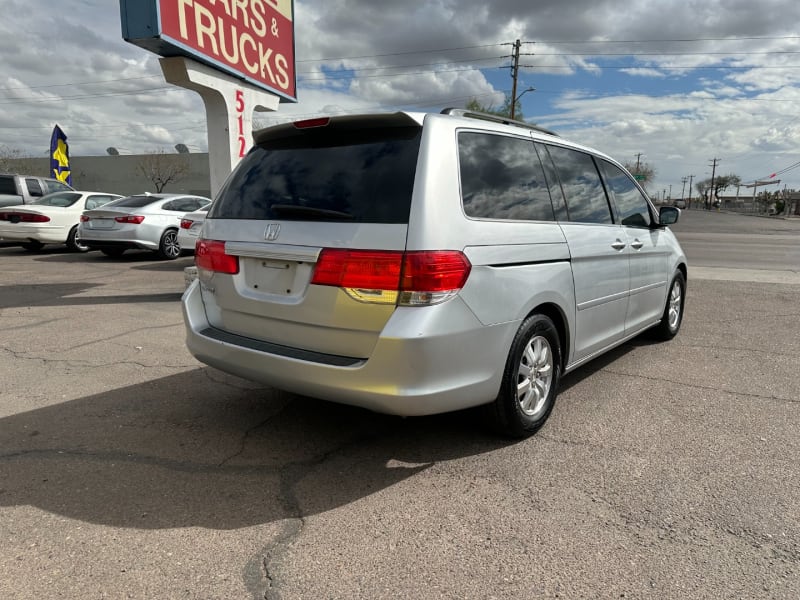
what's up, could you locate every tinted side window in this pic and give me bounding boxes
[26,178,44,197]
[600,160,652,228]
[0,176,17,195]
[86,195,117,210]
[533,143,569,221]
[458,132,555,221]
[546,146,612,224]
[44,180,72,193]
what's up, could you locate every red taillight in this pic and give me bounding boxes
[311,249,471,306]
[0,212,50,222]
[293,117,330,129]
[80,215,90,222]
[401,251,472,293]
[311,249,403,289]
[114,215,145,224]
[180,218,193,229]
[195,239,239,274]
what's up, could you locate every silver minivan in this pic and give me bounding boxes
[182,109,686,437]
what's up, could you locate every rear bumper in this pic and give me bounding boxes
[78,225,159,251]
[0,225,66,244]
[80,239,154,251]
[182,280,514,416]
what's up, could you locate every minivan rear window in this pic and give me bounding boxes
[211,125,422,223]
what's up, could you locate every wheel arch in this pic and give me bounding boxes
[525,302,570,371]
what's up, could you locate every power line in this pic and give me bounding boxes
[297,55,507,75]
[529,35,800,44]
[0,76,162,92]
[0,86,175,105]
[298,43,512,63]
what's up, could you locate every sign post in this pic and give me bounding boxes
[119,0,296,196]
[159,56,279,196]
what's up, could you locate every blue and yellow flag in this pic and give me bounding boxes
[50,124,71,186]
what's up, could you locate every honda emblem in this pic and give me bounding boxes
[264,223,281,241]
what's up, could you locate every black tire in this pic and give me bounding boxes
[66,225,89,252]
[487,314,561,438]
[21,241,44,252]
[157,228,181,260]
[651,271,686,341]
[101,248,125,257]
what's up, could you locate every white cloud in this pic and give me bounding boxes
[620,68,667,79]
[0,0,798,193]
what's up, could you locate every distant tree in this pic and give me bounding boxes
[0,144,39,175]
[136,148,190,193]
[465,94,525,121]
[696,173,741,208]
[623,160,656,189]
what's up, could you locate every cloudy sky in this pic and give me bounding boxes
[2,0,799,198]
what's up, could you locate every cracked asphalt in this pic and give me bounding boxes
[1,210,799,599]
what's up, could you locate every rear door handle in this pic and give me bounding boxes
[611,239,626,251]
[630,239,644,250]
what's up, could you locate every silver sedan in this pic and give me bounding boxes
[79,193,211,259]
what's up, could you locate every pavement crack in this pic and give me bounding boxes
[681,342,800,359]
[602,368,800,404]
[256,428,391,600]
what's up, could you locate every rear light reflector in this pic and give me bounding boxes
[311,249,471,306]
[180,218,193,229]
[195,239,239,275]
[115,215,145,224]
[80,215,90,222]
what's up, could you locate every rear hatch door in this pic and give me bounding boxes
[200,113,424,359]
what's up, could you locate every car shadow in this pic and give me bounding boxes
[559,338,644,394]
[32,249,195,268]
[0,369,508,530]
[0,282,182,308]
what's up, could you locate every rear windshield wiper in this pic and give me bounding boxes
[270,204,355,220]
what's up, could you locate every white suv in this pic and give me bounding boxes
[182,109,686,437]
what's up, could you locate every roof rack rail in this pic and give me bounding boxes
[440,107,558,137]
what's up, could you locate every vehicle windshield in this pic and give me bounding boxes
[32,192,82,207]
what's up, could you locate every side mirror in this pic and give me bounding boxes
[659,206,680,226]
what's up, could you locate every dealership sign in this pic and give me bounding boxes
[120,0,296,101]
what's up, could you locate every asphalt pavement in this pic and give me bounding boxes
[0,212,798,599]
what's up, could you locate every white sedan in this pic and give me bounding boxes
[0,191,122,252]
[79,193,211,259]
[177,206,210,253]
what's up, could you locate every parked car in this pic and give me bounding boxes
[177,205,211,253]
[673,199,686,209]
[0,173,75,208]
[0,191,122,251]
[182,109,686,437]
[79,193,211,259]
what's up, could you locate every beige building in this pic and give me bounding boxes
[5,153,213,198]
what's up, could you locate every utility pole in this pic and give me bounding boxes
[509,39,521,120]
[680,176,687,202]
[708,158,720,209]
[635,153,642,173]
[687,174,694,209]
[668,184,672,201]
